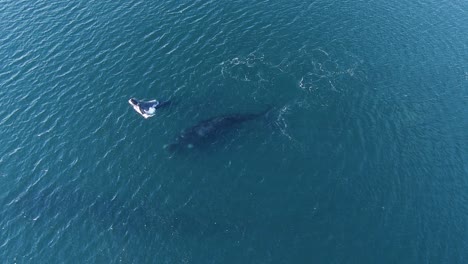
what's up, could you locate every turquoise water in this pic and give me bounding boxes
[1,0,467,263]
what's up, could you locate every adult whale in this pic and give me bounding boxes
[164,107,271,152]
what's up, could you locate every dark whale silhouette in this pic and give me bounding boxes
[165,107,271,152]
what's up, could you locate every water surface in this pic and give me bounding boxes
[0,0,467,263]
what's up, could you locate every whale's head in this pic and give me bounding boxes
[128,98,139,106]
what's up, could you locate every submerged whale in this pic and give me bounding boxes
[164,107,271,152]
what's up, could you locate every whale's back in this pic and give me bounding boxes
[165,107,273,152]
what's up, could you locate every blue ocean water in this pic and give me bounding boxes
[0,0,467,263]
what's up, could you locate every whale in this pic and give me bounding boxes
[128,98,171,119]
[164,107,271,152]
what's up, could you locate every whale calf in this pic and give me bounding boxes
[128,98,171,119]
[165,107,271,152]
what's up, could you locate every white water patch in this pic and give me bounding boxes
[220,53,278,84]
[270,99,310,153]
[219,47,365,105]
[295,47,364,92]
[217,48,364,149]
[275,104,294,142]
[281,47,364,109]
